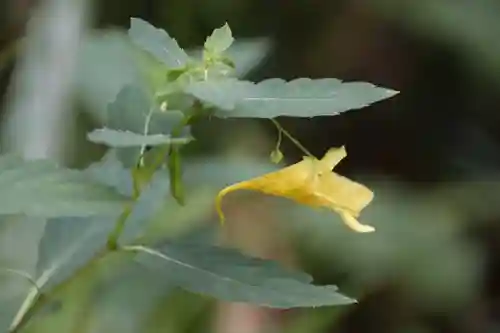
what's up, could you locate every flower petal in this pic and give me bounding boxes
[215,146,375,233]
[314,173,374,214]
[216,157,317,223]
[317,146,347,172]
[339,210,375,233]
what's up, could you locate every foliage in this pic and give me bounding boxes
[0,18,398,332]
[0,155,126,218]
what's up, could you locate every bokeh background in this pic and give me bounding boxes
[2,0,500,333]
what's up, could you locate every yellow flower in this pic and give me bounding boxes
[216,146,375,233]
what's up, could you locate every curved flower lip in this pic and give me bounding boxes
[216,146,375,233]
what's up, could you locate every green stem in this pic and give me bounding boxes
[138,107,155,167]
[274,119,283,150]
[271,118,314,158]
[168,147,185,205]
[106,204,133,250]
[148,144,172,174]
[131,167,142,199]
[167,113,195,205]
[107,142,174,250]
[9,249,109,333]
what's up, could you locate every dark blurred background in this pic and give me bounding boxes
[2,1,500,333]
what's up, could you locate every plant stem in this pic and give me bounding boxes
[8,249,109,333]
[106,204,133,250]
[271,118,314,158]
[274,119,282,151]
[107,141,173,250]
[138,107,155,167]
[0,268,39,291]
[167,113,195,205]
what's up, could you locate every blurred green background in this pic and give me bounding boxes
[2,0,500,333]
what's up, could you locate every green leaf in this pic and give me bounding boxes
[85,150,133,196]
[127,243,354,308]
[187,38,270,78]
[0,216,46,331]
[76,31,144,122]
[27,217,176,332]
[0,155,127,218]
[204,23,234,54]
[35,217,115,290]
[129,18,189,69]
[225,38,270,77]
[84,152,175,244]
[120,171,175,244]
[106,85,191,167]
[87,128,192,148]
[186,78,399,118]
[107,85,189,136]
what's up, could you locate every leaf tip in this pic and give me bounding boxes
[385,88,400,97]
[129,17,146,29]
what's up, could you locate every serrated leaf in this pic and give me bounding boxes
[186,79,248,110]
[25,219,175,332]
[85,150,133,196]
[107,85,179,133]
[34,216,115,291]
[84,153,173,244]
[128,243,354,308]
[188,38,271,78]
[87,128,192,148]
[78,259,177,333]
[225,38,270,77]
[186,78,398,118]
[129,18,189,69]
[119,171,171,244]
[0,155,127,218]
[106,85,191,167]
[76,31,144,122]
[204,23,234,54]
[0,216,45,331]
